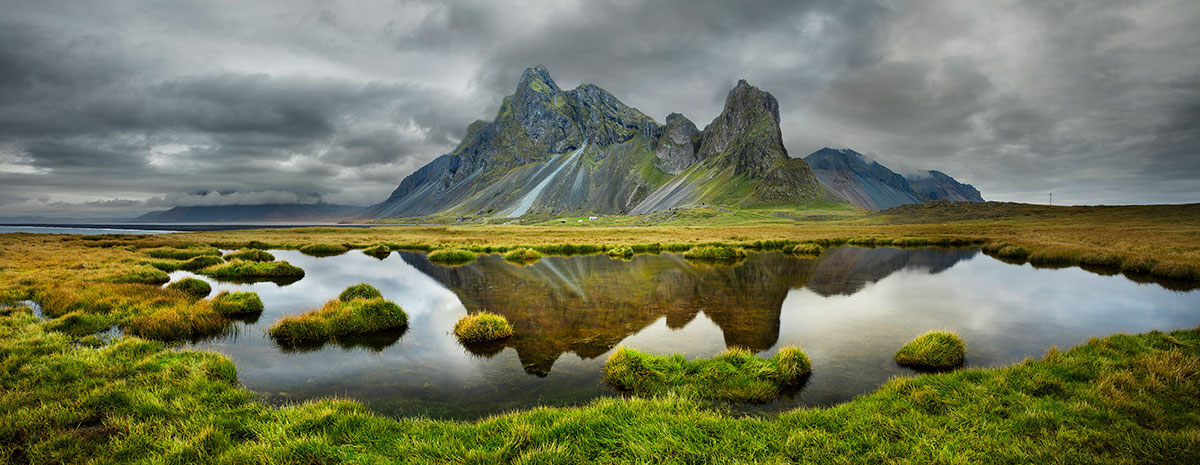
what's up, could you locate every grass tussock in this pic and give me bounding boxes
[269,285,406,342]
[606,246,634,259]
[166,278,211,299]
[362,244,392,259]
[179,255,224,271]
[682,245,748,262]
[299,243,350,257]
[604,346,811,403]
[894,330,967,369]
[111,265,171,284]
[211,291,264,315]
[120,301,229,341]
[783,243,823,255]
[142,246,221,260]
[338,283,383,302]
[44,311,113,337]
[223,249,275,262]
[502,247,542,264]
[427,248,477,264]
[198,259,305,279]
[453,312,514,343]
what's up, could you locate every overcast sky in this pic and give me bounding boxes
[2,0,1197,217]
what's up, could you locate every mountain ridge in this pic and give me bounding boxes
[804,148,982,210]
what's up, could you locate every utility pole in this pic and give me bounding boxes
[1049,192,1053,206]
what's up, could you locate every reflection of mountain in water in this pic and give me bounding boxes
[400,247,978,375]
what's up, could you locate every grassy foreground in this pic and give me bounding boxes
[1,307,1197,463]
[604,346,811,403]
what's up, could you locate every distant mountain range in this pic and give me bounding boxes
[132,203,361,223]
[362,65,841,219]
[804,148,982,210]
[122,66,982,222]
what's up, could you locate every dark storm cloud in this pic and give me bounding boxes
[0,0,1197,217]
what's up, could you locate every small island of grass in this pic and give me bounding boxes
[223,249,275,262]
[503,247,542,264]
[783,243,823,255]
[211,291,264,315]
[269,284,407,342]
[427,248,477,264]
[299,243,350,257]
[362,244,392,259]
[604,346,811,403]
[682,245,748,262]
[453,311,514,343]
[894,330,967,369]
[199,260,305,280]
[606,246,634,259]
[339,283,383,302]
[179,255,224,271]
[166,278,212,299]
[112,265,171,284]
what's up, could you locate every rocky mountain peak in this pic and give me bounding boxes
[654,113,701,175]
[696,79,787,177]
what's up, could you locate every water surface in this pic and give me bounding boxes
[176,247,1200,419]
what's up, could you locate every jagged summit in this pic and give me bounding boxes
[365,68,843,220]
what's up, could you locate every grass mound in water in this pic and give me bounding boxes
[427,248,477,264]
[783,243,823,255]
[269,285,407,342]
[607,246,635,259]
[453,312,514,343]
[338,283,383,302]
[362,244,392,259]
[894,330,967,369]
[223,249,275,262]
[111,265,171,284]
[299,243,350,257]
[166,278,212,299]
[682,245,748,262]
[604,346,811,402]
[211,291,264,315]
[199,260,305,279]
[503,247,542,264]
[179,255,224,271]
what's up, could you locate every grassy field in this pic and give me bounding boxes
[1,200,1199,462]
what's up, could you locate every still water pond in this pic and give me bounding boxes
[174,247,1200,420]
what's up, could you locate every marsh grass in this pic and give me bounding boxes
[120,301,230,341]
[606,246,634,259]
[269,297,407,342]
[142,246,222,260]
[453,312,514,343]
[682,245,748,262]
[44,311,113,337]
[110,265,170,284]
[179,255,224,271]
[199,260,305,280]
[894,330,967,369]
[604,346,811,403]
[211,291,263,315]
[783,243,823,255]
[166,278,211,299]
[299,243,350,257]
[223,249,275,262]
[427,248,477,264]
[338,283,383,302]
[362,244,392,259]
[502,247,542,264]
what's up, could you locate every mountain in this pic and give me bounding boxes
[132,203,362,222]
[804,148,982,210]
[364,66,842,220]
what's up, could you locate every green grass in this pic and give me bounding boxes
[198,260,305,279]
[299,243,350,257]
[119,302,230,341]
[110,265,170,284]
[362,244,392,259]
[166,278,212,299]
[604,346,811,403]
[894,330,967,369]
[338,283,383,302]
[210,291,264,315]
[43,311,113,337]
[453,312,514,343]
[268,286,407,342]
[502,247,542,264]
[783,243,823,255]
[142,246,222,260]
[606,245,634,259]
[223,249,275,262]
[682,245,748,262]
[1,307,1199,463]
[427,248,477,264]
[178,255,224,271]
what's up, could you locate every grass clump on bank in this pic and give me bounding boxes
[224,249,275,262]
[604,346,811,403]
[894,330,967,369]
[111,265,170,284]
[166,278,211,299]
[339,283,383,302]
[198,260,305,280]
[783,243,823,255]
[607,245,634,259]
[142,246,221,260]
[427,248,477,265]
[299,243,350,257]
[682,245,748,262]
[269,285,406,342]
[211,291,264,315]
[362,244,392,259]
[453,311,514,343]
[503,247,542,264]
